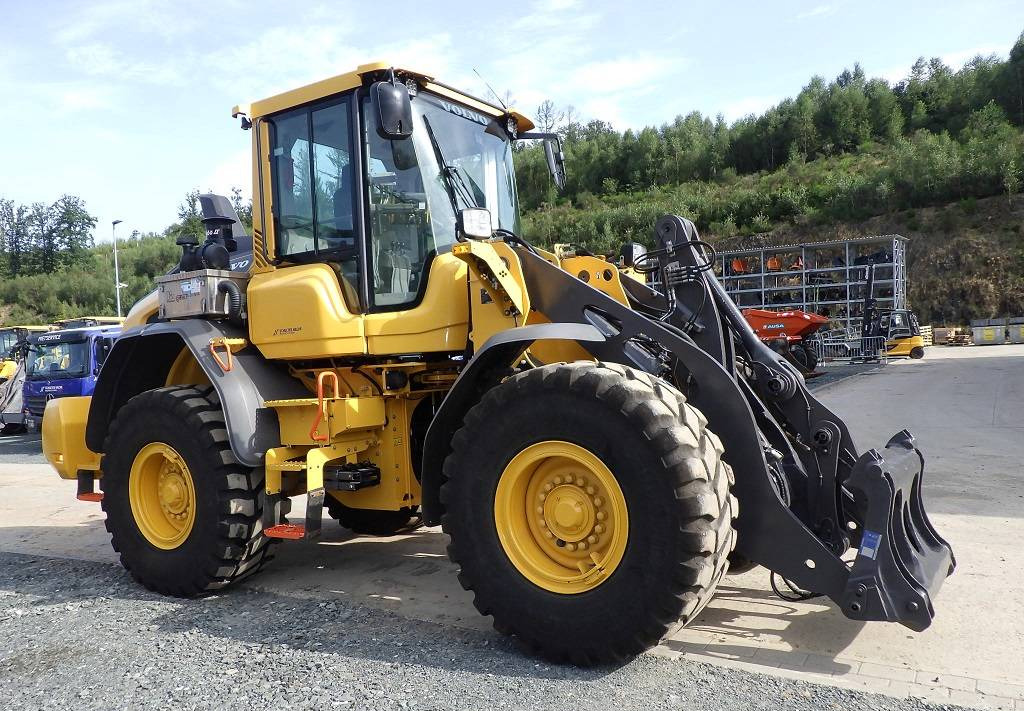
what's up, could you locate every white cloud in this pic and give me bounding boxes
[512,0,587,30]
[58,86,116,112]
[64,42,184,85]
[721,96,778,122]
[941,45,1004,68]
[876,44,1005,85]
[577,96,628,131]
[201,147,252,201]
[571,56,681,94]
[51,0,202,46]
[796,4,835,20]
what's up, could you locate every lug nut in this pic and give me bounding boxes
[594,524,604,533]
[588,535,597,544]
[553,476,563,485]
[578,542,587,551]
[575,477,584,487]
[596,512,606,521]
[536,506,543,515]
[539,493,546,501]
[544,483,553,492]
[586,486,595,495]
[566,543,576,551]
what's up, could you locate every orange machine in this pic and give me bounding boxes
[742,308,829,373]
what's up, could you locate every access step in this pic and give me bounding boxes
[76,472,102,502]
[323,463,380,491]
[264,524,307,540]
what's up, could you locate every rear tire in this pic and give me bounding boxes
[100,385,273,597]
[441,361,735,665]
[1,422,25,435]
[910,346,925,359]
[325,497,421,535]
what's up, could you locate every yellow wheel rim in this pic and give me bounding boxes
[128,442,196,550]
[494,441,628,594]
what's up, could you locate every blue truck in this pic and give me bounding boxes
[22,325,120,431]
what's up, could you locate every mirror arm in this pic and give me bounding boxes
[518,131,558,140]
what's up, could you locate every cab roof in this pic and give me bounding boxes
[235,62,535,131]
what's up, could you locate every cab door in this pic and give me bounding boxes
[358,94,468,355]
[247,94,369,360]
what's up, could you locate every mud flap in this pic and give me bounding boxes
[840,430,955,631]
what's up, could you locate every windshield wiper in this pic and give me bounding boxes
[422,116,478,213]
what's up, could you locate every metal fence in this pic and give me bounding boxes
[808,333,888,365]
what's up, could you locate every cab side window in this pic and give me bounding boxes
[268,99,359,306]
[363,99,433,309]
[269,111,314,256]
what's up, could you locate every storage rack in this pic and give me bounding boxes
[714,235,908,332]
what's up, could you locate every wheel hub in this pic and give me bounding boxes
[540,481,599,545]
[128,442,196,550]
[494,441,628,594]
[158,462,190,519]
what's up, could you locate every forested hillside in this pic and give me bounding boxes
[512,33,1024,322]
[2,34,1023,325]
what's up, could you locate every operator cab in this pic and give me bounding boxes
[876,309,920,340]
[262,69,523,313]
[243,64,560,359]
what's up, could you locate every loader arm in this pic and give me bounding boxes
[494,215,953,631]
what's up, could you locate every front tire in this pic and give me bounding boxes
[441,362,735,665]
[100,385,273,596]
[788,343,818,373]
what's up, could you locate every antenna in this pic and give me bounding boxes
[473,67,508,111]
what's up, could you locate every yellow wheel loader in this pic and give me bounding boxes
[42,63,954,664]
[0,325,52,434]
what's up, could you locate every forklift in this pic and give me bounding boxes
[860,264,925,360]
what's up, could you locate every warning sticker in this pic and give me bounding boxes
[859,529,882,560]
[180,278,203,296]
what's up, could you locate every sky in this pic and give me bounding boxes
[1,0,1023,239]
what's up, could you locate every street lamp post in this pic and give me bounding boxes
[112,220,123,318]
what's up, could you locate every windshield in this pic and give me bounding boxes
[27,339,89,380]
[362,91,520,309]
[0,331,18,358]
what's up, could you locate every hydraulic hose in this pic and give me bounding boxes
[218,280,243,324]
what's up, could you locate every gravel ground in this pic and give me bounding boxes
[0,552,965,711]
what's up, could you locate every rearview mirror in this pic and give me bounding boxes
[544,137,566,190]
[520,132,566,191]
[370,81,413,140]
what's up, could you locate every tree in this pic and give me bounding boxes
[230,187,253,230]
[534,100,561,133]
[865,78,904,142]
[0,199,29,277]
[173,189,203,242]
[50,195,96,269]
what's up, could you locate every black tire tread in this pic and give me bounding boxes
[100,385,273,597]
[441,361,736,664]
